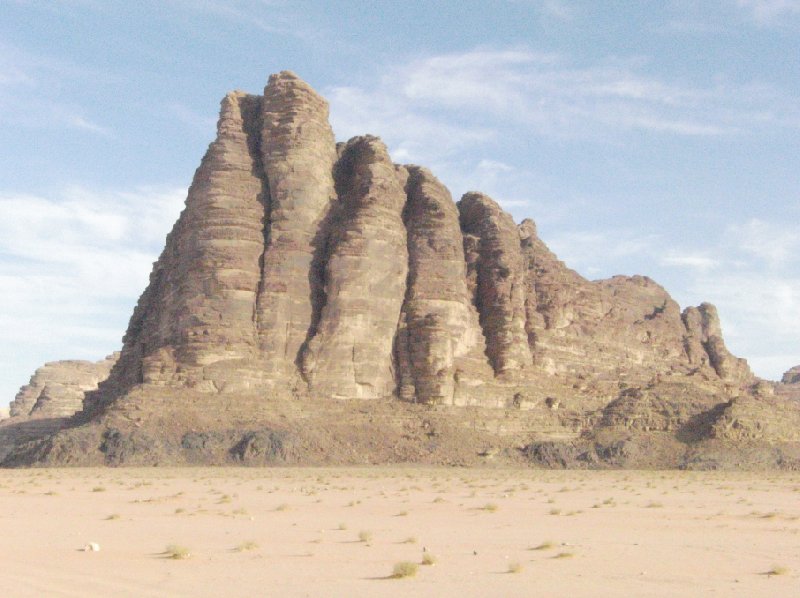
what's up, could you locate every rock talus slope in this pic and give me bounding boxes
[3,71,798,468]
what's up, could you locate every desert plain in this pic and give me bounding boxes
[0,468,798,597]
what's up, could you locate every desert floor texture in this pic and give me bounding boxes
[0,467,798,597]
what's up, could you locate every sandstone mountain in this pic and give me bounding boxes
[2,72,798,468]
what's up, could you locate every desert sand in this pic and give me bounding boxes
[0,468,797,597]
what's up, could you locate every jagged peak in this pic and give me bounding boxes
[518,218,538,238]
[5,69,789,470]
[264,70,329,110]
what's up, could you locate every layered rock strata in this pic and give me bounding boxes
[255,72,338,381]
[10,354,118,419]
[459,193,532,376]
[395,167,493,405]
[781,365,800,385]
[301,136,408,399]
[49,72,760,420]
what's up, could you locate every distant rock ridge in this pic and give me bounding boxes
[4,71,798,469]
[782,365,800,386]
[9,354,119,419]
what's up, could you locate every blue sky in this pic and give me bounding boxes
[1,0,799,405]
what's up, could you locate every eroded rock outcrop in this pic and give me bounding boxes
[10,354,119,419]
[80,71,758,413]
[682,303,753,386]
[302,136,408,399]
[395,167,492,404]
[781,365,800,386]
[459,192,532,376]
[8,70,793,470]
[256,72,338,382]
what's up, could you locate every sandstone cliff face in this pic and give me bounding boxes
[10,354,118,419]
[781,365,800,385]
[682,303,753,386]
[256,72,338,383]
[8,70,799,470]
[301,136,408,399]
[459,193,532,376]
[517,219,746,390]
[396,167,492,404]
[71,72,756,419]
[94,90,268,407]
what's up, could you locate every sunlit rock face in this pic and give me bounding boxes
[31,72,755,417]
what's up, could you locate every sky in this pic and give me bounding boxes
[1,0,799,404]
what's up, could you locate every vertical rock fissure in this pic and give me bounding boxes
[458,192,532,377]
[254,71,338,384]
[296,190,338,379]
[302,136,409,399]
[397,168,493,404]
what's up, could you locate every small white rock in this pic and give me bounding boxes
[83,542,100,552]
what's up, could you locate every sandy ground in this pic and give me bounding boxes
[0,468,798,597]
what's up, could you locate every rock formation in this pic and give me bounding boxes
[782,365,800,386]
[9,354,118,419]
[301,135,408,399]
[3,71,798,469]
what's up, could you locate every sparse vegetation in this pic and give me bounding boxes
[391,561,418,578]
[508,561,522,573]
[531,540,555,551]
[105,513,121,520]
[553,551,574,559]
[483,502,499,512]
[421,552,437,566]
[766,565,789,576]
[235,541,259,552]
[358,530,373,543]
[165,544,191,560]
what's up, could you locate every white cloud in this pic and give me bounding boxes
[731,218,800,267]
[165,0,313,39]
[169,102,218,132]
[326,83,496,164]
[660,252,720,271]
[0,41,111,135]
[539,0,577,20]
[327,48,799,169]
[548,230,661,271]
[0,186,185,402]
[737,0,800,22]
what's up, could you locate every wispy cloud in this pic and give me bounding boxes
[327,47,799,169]
[0,40,111,135]
[736,0,800,23]
[660,252,720,272]
[164,0,313,39]
[0,185,185,401]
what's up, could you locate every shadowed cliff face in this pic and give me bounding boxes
[22,71,759,422]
